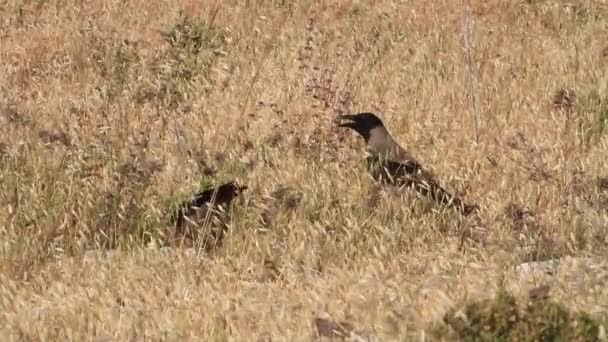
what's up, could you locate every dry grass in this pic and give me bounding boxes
[1,0,608,340]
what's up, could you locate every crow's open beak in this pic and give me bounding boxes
[336,114,357,128]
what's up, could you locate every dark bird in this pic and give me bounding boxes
[338,112,478,215]
[171,181,247,250]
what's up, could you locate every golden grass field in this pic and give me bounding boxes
[1,0,608,340]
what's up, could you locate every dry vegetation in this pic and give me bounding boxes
[1,0,608,340]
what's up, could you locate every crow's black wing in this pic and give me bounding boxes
[368,156,478,215]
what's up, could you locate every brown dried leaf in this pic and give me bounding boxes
[528,284,552,301]
[313,317,354,339]
[39,127,71,147]
[552,88,576,113]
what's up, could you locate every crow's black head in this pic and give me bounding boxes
[337,112,385,142]
[186,181,247,210]
[172,181,248,228]
[213,181,248,204]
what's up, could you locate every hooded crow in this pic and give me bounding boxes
[338,112,478,215]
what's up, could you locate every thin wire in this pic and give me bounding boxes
[462,0,479,144]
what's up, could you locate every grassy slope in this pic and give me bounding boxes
[1,0,607,340]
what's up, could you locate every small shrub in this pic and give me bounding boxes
[160,12,227,55]
[136,12,230,108]
[443,289,602,341]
